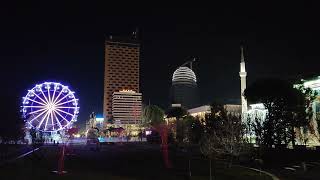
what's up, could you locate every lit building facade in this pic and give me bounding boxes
[171,66,199,109]
[103,36,140,124]
[188,105,211,120]
[112,90,142,125]
[188,104,241,120]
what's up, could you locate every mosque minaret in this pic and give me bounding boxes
[239,46,248,114]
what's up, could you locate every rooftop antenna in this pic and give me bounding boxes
[240,45,245,62]
[132,27,139,39]
[180,57,197,70]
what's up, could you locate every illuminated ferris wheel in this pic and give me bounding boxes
[21,82,79,132]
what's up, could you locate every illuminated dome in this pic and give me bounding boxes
[172,66,197,85]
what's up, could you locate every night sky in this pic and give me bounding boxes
[1,2,319,128]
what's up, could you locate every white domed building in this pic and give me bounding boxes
[171,66,199,109]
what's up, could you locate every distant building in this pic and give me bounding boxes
[171,66,199,109]
[224,104,242,116]
[188,104,241,120]
[245,103,268,121]
[188,105,210,120]
[103,35,141,126]
[112,90,142,125]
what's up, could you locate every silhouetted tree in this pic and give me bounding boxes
[202,104,246,168]
[142,105,165,126]
[0,95,24,143]
[166,107,187,143]
[245,78,318,147]
[315,113,320,141]
[200,134,220,180]
[184,115,203,144]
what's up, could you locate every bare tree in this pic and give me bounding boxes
[200,134,222,180]
[218,114,245,167]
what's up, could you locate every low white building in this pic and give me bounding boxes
[188,104,242,120]
[112,90,142,125]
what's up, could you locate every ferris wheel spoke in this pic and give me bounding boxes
[54,92,72,105]
[53,89,64,104]
[30,91,47,104]
[44,111,51,130]
[55,99,76,106]
[37,110,50,129]
[29,109,48,124]
[51,86,57,104]
[53,111,63,129]
[27,108,47,115]
[54,109,70,123]
[40,89,49,104]
[50,110,55,131]
[47,88,51,103]
[23,105,46,108]
[55,106,77,109]
[55,108,74,117]
[25,98,46,106]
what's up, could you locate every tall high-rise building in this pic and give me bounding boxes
[239,46,248,114]
[171,66,199,109]
[103,35,140,124]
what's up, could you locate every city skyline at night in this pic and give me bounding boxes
[1,3,319,126]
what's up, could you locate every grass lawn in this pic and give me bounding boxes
[0,144,274,180]
[188,166,272,180]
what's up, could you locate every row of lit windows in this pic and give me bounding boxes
[107,44,139,49]
[106,68,139,71]
[107,73,139,78]
[107,52,139,56]
[107,52,138,56]
[107,79,139,83]
[108,75,139,79]
[106,60,139,66]
[107,78,138,81]
[106,47,137,51]
[107,62,139,65]
[108,70,139,74]
[108,79,139,83]
[107,57,139,61]
[108,82,138,86]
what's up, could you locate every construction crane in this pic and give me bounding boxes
[180,57,197,70]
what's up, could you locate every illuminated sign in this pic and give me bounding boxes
[96,118,104,122]
[120,89,136,93]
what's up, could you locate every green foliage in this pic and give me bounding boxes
[166,107,187,119]
[316,113,320,140]
[165,107,188,143]
[30,127,37,141]
[203,103,226,134]
[245,78,318,147]
[142,105,165,126]
[184,115,203,144]
[0,95,24,143]
[200,103,246,166]
[200,134,222,159]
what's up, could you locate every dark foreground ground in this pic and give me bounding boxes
[0,143,274,180]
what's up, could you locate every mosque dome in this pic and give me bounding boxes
[172,66,197,85]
